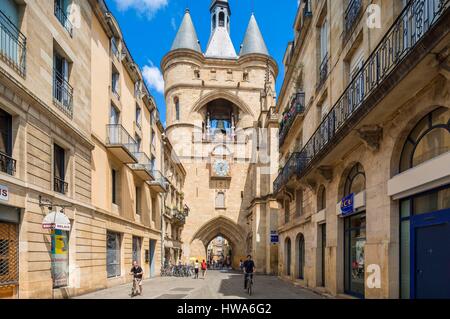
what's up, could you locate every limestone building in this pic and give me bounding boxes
[161,0,279,271]
[0,0,179,299]
[274,0,449,299]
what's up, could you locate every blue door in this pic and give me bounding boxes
[411,209,450,299]
[149,240,156,277]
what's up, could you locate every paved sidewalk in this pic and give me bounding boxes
[75,270,326,299]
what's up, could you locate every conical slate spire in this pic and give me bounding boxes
[171,9,201,52]
[240,14,269,56]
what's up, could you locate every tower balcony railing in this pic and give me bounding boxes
[0,152,16,176]
[0,10,26,76]
[106,124,139,164]
[54,2,73,37]
[279,92,305,147]
[274,0,449,193]
[273,152,309,195]
[344,0,363,35]
[53,69,73,117]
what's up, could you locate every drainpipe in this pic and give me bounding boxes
[160,192,166,270]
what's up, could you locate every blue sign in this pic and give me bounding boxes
[270,231,279,243]
[341,193,355,216]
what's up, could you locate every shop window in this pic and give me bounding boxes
[107,231,121,278]
[399,107,450,173]
[344,163,366,196]
[0,222,18,286]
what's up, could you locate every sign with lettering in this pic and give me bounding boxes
[0,185,8,201]
[270,231,279,244]
[340,193,355,216]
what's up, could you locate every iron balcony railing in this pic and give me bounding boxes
[54,2,73,36]
[279,92,305,147]
[130,152,154,176]
[274,0,449,194]
[53,69,73,117]
[150,170,167,191]
[106,124,139,154]
[0,152,16,176]
[54,177,68,194]
[344,0,363,35]
[318,53,329,90]
[273,152,309,194]
[0,10,26,76]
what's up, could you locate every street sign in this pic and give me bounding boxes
[270,231,279,244]
[0,184,8,202]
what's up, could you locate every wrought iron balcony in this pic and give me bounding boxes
[344,0,363,35]
[53,69,73,117]
[54,2,73,37]
[0,10,26,76]
[129,152,154,180]
[273,152,309,195]
[279,92,305,147]
[0,152,16,176]
[173,208,187,224]
[54,177,68,194]
[318,54,329,90]
[149,170,167,193]
[275,0,450,190]
[106,124,138,164]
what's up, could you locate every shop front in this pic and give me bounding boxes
[0,203,20,298]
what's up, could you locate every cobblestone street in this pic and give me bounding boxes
[75,270,326,299]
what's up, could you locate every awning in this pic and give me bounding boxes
[42,211,71,231]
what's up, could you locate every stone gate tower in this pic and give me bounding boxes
[161,0,278,269]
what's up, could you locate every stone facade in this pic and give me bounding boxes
[161,3,280,272]
[0,0,178,299]
[274,0,450,299]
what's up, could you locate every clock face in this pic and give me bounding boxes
[213,160,229,177]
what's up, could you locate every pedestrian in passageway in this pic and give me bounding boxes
[194,260,199,279]
[201,259,207,279]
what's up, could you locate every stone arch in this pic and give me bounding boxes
[389,105,450,177]
[191,91,255,118]
[337,162,366,201]
[189,216,246,268]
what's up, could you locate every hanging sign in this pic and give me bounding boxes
[270,231,279,244]
[340,193,355,216]
[0,184,8,201]
[42,210,71,231]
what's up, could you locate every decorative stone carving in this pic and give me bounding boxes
[356,125,383,151]
[317,166,333,182]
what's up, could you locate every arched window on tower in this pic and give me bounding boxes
[174,97,180,121]
[219,12,225,27]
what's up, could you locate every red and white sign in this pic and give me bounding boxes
[0,184,8,201]
[42,211,71,231]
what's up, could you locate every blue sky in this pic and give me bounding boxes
[105,0,298,124]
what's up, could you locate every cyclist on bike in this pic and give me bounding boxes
[130,260,144,296]
[243,255,255,290]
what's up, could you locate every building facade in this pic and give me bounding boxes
[0,0,178,299]
[274,0,449,299]
[161,0,279,271]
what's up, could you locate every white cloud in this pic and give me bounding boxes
[114,0,168,19]
[171,17,177,31]
[142,62,164,94]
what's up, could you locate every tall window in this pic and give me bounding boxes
[215,192,225,209]
[135,104,141,128]
[132,236,141,265]
[53,51,73,113]
[295,189,303,217]
[111,66,120,98]
[54,144,67,194]
[219,12,225,27]
[399,108,450,173]
[318,18,328,87]
[112,169,118,204]
[174,97,180,121]
[135,187,141,215]
[0,108,13,175]
[318,185,326,211]
[110,104,120,125]
[297,234,305,279]
[285,238,292,276]
[284,200,290,223]
[107,231,121,278]
[135,134,141,152]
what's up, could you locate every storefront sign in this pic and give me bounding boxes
[42,210,71,231]
[340,193,355,216]
[270,231,279,244]
[0,184,8,201]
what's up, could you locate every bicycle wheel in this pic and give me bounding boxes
[247,280,252,296]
